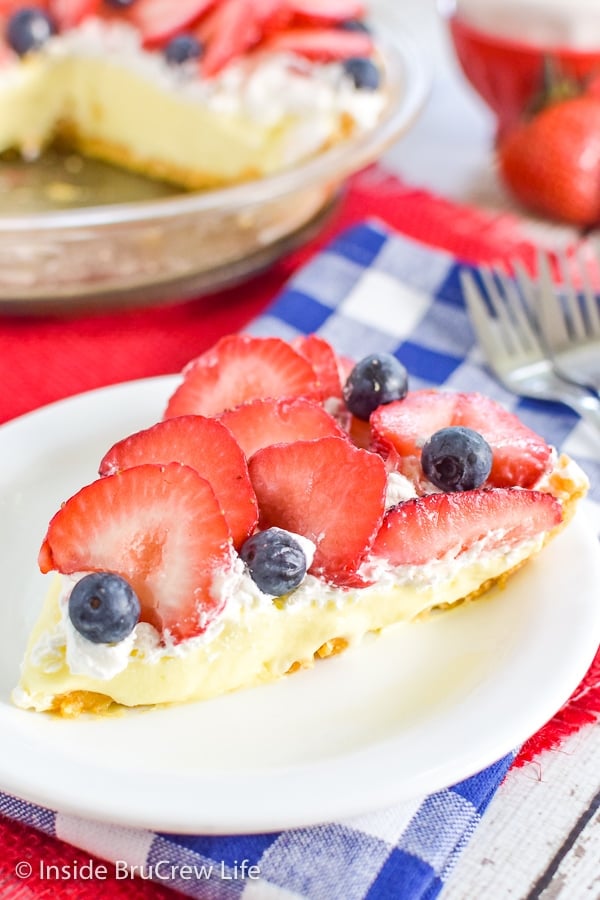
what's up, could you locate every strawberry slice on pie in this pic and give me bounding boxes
[262,25,373,61]
[165,334,320,419]
[131,0,216,47]
[99,415,258,549]
[48,0,100,29]
[219,396,346,458]
[371,390,553,489]
[39,463,233,642]
[372,489,562,567]
[248,435,387,585]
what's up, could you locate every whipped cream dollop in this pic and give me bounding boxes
[31,574,164,680]
[385,471,418,508]
[454,0,600,49]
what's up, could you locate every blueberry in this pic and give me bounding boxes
[68,572,140,644]
[338,19,371,34]
[421,426,493,492]
[343,56,381,90]
[240,527,307,596]
[164,33,203,66]
[343,352,408,420]
[6,7,56,56]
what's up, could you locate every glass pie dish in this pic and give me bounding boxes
[0,31,428,315]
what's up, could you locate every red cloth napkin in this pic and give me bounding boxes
[1,167,598,899]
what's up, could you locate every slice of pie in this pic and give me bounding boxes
[13,333,588,716]
[0,1,386,189]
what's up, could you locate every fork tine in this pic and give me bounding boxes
[556,249,586,341]
[494,262,541,351]
[512,260,539,323]
[577,246,600,338]
[461,268,600,424]
[460,270,506,371]
[479,266,528,356]
[535,249,575,348]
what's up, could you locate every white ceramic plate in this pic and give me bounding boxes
[1,377,599,834]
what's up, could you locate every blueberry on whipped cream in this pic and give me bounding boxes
[68,572,140,644]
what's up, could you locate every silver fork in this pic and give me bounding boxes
[461,268,600,432]
[513,248,600,396]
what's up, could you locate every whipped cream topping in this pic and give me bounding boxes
[385,471,418,507]
[454,0,600,50]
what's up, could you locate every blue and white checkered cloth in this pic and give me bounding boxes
[2,221,597,899]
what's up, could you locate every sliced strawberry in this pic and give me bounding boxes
[254,0,292,32]
[39,463,232,642]
[291,334,344,400]
[371,391,457,473]
[262,26,372,61]
[219,396,346,458]
[285,0,365,25]
[98,416,257,548]
[248,436,386,585]
[164,334,320,419]
[371,391,552,489]
[0,0,49,13]
[196,0,288,57]
[48,0,100,29]
[131,0,216,47]
[0,0,48,19]
[199,0,262,76]
[455,394,553,487]
[371,488,562,567]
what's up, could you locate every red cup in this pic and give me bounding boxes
[448,13,600,139]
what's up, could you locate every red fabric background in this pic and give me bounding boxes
[0,168,598,898]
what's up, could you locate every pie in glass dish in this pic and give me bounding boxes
[0,0,387,189]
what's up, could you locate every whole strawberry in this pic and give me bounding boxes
[498,94,600,227]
